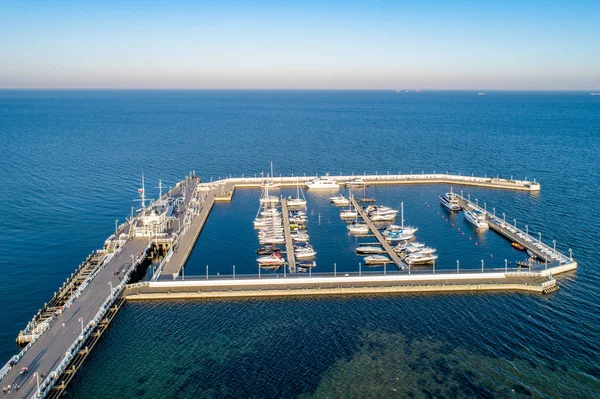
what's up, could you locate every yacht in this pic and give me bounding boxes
[347,223,369,235]
[394,242,424,253]
[345,178,368,188]
[256,246,281,255]
[439,188,461,211]
[256,253,285,265]
[463,207,489,229]
[384,230,414,242]
[405,253,438,265]
[329,195,350,206]
[364,255,391,265]
[366,205,398,221]
[356,246,386,254]
[340,209,358,220]
[291,232,310,242]
[305,176,339,189]
[287,180,307,208]
[407,247,436,255]
[295,245,317,259]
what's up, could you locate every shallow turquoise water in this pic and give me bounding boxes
[1,90,599,397]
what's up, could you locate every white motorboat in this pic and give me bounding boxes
[340,209,358,220]
[347,223,369,235]
[384,230,414,241]
[464,207,489,229]
[295,246,317,259]
[405,253,438,265]
[394,242,424,252]
[356,246,386,254]
[364,255,391,265]
[439,188,461,211]
[256,253,285,265]
[260,237,285,245]
[306,176,339,189]
[329,195,350,206]
[345,178,367,188]
[291,232,310,242]
[407,247,436,255]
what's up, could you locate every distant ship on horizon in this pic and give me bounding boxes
[591,93,600,96]
[396,89,421,93]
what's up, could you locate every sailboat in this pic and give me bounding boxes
[383,202,418,241]
[261,161,280,189]
[287,180,307,208]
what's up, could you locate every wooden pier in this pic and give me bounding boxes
[350,196,405,269]
[280,198,296,272]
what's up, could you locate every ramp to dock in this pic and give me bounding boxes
[280,198,296,272]
[351,196,404,269]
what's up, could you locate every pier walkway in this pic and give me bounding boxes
[351,196,405,269]
[280,199,296,272]
[0,238,150,399]
[157,179,216,279]
[125,270,557,299]
[455,195,574,270]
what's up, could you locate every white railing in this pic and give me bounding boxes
[33,243,152,398]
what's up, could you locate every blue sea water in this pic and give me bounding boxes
[0,90,599,397]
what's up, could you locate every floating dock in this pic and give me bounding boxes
[351,196,405,269]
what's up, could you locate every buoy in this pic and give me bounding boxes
[475,242,478,246]
[458,227,460,231]
[469,237,472,240]
[490,254,493,258]
[451,223,454,227]
[462,232,465,235]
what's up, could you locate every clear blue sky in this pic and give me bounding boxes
[1,0,598,89]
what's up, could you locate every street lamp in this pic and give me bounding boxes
[233,265,236,279]
[503,213,506,224]
[525,225,529,237]
[206,265,209,280]
[569,248,573,260]
[553,240,556,254]
[115,219,118,237]
[538,232,542,243]
[481,259,484,273]
[457,260,460,273]
[505,259,508,272]
[513,219,517,228]
[493,208,496,217]
[476,198,479,207]
[359,262,362,276]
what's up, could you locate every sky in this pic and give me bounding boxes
[0,0,599,90]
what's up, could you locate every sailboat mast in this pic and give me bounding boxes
[139,173,146,208]
[401,202,404,228]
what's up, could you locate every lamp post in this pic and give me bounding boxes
[569,248,572,261]
[468,194,471,202]
[503,213,506,224]
[493,208,496,217]
[525,225,529,237]
[513,219,517,228]
[334,263,337,277]
[457,260,459,273]
[481,259,484,273]
[484,203,487,212]
[553,240,556,254]
[476,198,479,207]
[359,262,362,276]
[538,232,542,243]
[206,265,208,280]
[258,264,261,279]
[505,259,508,273]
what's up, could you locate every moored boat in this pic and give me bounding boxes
[439,188,461,211]
[306,176,339,189]
[463,207,489,229]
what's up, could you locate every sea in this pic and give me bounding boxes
[0,90,599,398]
